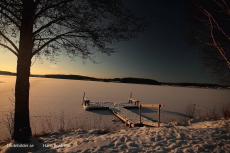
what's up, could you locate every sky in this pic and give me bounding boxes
[0,0,217,84]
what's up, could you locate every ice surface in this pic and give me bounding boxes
[0,75,230,141]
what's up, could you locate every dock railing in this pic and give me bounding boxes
[139,104,164,127]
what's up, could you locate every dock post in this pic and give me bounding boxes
[139,105,142,124]
[158,105,161,127]
[129,92,132,103]
[82,92,85,105]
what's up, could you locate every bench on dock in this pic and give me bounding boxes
[83,98,90,106]
[128,98,139,105]
[82,92,90,106]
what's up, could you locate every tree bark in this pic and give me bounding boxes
[13,0,35,143]
[13,53,32,143]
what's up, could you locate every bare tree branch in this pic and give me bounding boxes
[207,13,230,68]
[0,5,21,29]
[32,32,71,56]
[197,3,230,68]
[35,0,74,18]
[33,16,67,37]
[0,43,18,56]
[186,0,230,84]
[0,2,21,20]
[0,31,19,54]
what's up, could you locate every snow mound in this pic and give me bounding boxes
[1,119,229,153]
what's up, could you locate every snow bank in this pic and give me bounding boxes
[1,119,229,153]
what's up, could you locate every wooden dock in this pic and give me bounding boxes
[83,102,164,127]
[82,93,164,127]
[110,107,161,127]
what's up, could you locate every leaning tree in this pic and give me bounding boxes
[186,0,230,84]
[0,0,148,143]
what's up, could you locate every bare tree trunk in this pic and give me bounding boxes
[13,54,32,143]
[13,1,35,143]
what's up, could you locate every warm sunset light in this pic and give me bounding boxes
[0,1,217,84]
[0,0,230,151]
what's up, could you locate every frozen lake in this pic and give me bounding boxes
[0,75,230,141]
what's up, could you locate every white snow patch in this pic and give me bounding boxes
[1,119,229,153]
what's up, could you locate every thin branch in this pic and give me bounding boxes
[0,31,19,53]
[196,36,215,46]
[0,9,20,29]
[194,0,230,68]
[195,1,230,41]
[204,10,230,42]
[35,0,74,18]
[34,34,89,40]
[213,0,230,15]
[206,9,230,68]
[32,33,69,56]
[195,26,212,38]
[0,3,21,22]
[33,16,67,37]
[0,43,18,56]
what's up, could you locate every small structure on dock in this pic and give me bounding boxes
[82,92,164,127]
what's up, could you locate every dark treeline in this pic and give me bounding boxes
[0,70,40,77]
[0,70,16,76]
[43,75,161,85]
[162,82,226,88]
[0,70,228,88]
[110,77,161,85]
[44,74,99,81]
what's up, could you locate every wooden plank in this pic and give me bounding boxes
[110,109,127,122]
[158,106,161,127]
[139,105,142,123]
[111,107,157,125]
[111,107,137,124]
[140,104,164,107]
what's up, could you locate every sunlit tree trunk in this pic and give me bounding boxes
[13,0,35,143]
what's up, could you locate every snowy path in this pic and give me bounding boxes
[1,119,229,153]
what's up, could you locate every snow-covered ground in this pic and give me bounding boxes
[1,119,229,153]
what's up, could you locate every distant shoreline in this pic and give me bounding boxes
[0,70,229,89]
